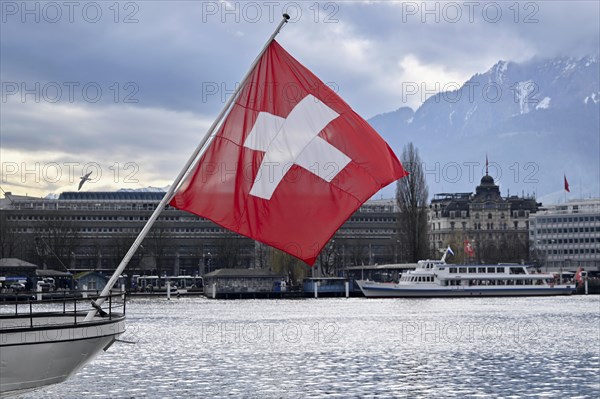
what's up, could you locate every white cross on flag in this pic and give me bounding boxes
[170,41,407,265]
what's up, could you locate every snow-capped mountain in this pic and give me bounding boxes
[369,55,600,203]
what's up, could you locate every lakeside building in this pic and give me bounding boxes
[0,192,401,275]
[529,199,600,271]
[428,174,540,264]
[203,268,286,299]
[0,258,37,289]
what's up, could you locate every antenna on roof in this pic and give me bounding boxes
[485,153,489,176]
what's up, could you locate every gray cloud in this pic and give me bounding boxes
[1,0,598,196]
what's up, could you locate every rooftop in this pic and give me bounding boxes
[0,258,38,268]
[58,191,166,201]
[204,268,285,278]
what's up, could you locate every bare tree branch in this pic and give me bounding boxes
[396,143,429,262]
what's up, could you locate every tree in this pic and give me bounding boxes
[106,233,137,288]
[254,241,270,269]
[215,231,241,269]
[145,224,173,276]
[396,143,429,262]
[318,239,339,277]
[35,218,80,270]
[270,249,309,288]
[348,238,368,266]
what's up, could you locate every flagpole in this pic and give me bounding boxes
[84,14,291,321]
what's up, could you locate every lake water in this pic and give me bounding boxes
[24,296,599,398]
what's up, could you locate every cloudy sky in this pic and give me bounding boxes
[1,0,598,197]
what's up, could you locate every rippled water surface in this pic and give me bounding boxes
[24,296,599,398]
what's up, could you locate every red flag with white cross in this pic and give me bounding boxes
[170,40,407,265]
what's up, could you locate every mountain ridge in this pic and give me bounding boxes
[368,54,600,204]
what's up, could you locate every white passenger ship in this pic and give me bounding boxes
[356,259,576,298]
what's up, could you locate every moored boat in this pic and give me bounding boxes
[356,259,576,298]
[0,293,126,397]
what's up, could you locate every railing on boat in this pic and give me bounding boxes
[0,291,126,329]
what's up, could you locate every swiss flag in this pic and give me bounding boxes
[170,41,407,265]
[464,239,474,257]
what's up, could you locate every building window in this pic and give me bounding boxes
[488,213,492,219]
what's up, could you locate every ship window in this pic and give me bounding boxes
[449,267,457,273]
[496,267,504,273]
[478,267,486,273]
[488,267,495,273]
[439,268,445,271]
[459,267,467,273]
[468,268,476,273]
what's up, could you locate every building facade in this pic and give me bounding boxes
[428,175,539,264]
[0,191,401,275]
[529,199,600,271]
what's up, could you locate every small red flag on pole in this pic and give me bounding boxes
[564,174,570,192]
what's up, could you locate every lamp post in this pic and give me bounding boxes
[203,252,212,275]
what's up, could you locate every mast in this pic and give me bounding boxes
[85,14,291,321]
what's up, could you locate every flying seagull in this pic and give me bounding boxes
[78,171,93,190]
